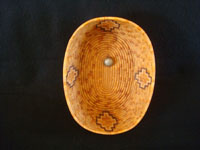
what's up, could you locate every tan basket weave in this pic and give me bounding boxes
[63,17,155,135]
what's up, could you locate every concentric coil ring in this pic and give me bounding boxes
[78,32,135,110]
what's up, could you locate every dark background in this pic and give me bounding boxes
[0,0,200,149]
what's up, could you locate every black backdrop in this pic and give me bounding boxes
[1,0,200,149]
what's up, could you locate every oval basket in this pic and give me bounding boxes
[63,17,156,135]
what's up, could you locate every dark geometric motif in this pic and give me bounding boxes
[96,20,120,32]
[66,65,79,88]
[135,68,152,89]
[96,111,118,132]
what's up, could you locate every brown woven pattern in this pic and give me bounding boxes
[63,17,155,135]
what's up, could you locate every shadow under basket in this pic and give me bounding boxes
[63,17,155,135]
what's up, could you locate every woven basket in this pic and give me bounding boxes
[63,17,155,135]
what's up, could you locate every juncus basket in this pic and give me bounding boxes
[63,17,155,135]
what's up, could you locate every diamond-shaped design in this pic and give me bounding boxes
[96,20,120,32]
[96,111,118,132]
[66,66,78,88]
[135,68,152,89]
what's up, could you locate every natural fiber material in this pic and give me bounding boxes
[63,17,155,135]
